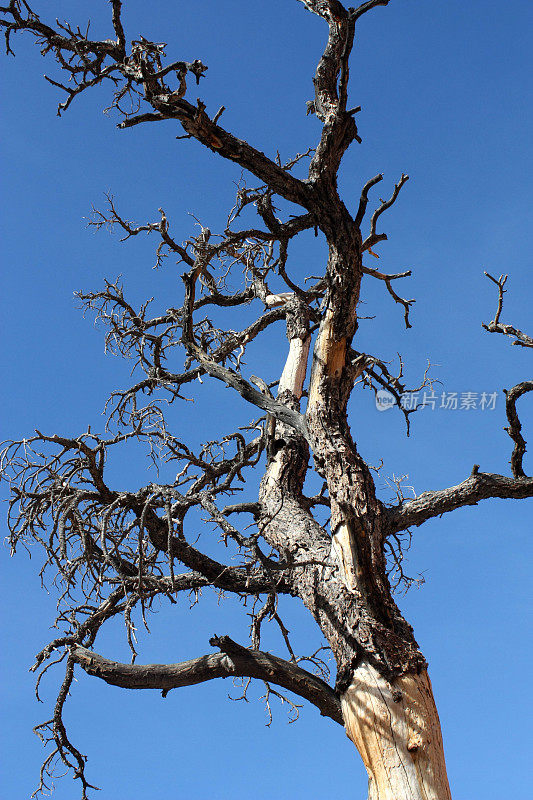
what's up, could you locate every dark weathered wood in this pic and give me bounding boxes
[1,1,530,798]
[72,639,343,726]
[388,470,533,532]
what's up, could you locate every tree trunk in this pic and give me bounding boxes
[341,662,452,800]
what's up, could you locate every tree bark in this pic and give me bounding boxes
[341,662,452,800]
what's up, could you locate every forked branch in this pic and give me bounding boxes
[482,272,533,348]
[362,173,409,252]
[362,265,414,328]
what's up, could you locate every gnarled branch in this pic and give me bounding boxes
[388,469,533,533]
[504,382,533,478]
[72,636,343,725]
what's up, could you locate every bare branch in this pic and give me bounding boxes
[0,2,312,208]
[480,273,532,477]
[362,173,409,252]
[350,0,392,23]
[300,1,361,181]
[388,469,533,533]
[482,272,533,348]
[181,264,308,438]
[355,173,383,227]
[33,655,98,799]
[72,637,343,725]
[362,265,414,328]
[504,382,533,478]
[110,1,126,57]
[115,111,167,128]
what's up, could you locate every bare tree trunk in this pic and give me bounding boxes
[341,663,452,800]
[2,3,532,798]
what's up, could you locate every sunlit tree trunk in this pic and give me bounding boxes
[342,664,452,800]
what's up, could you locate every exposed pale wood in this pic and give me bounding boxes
[307,306,347,409]
[264,291,295,308]
[6,4,530,798]
[331,523,358,591]
[278,334,311,396]
[341,662,452,800]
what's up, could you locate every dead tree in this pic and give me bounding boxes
[1,2,531,798]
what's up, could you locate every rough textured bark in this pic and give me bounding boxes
[1,2,531,798]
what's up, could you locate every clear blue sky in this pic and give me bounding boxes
[1,1,532,798]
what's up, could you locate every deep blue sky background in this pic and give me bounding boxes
[1,1,532,798]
